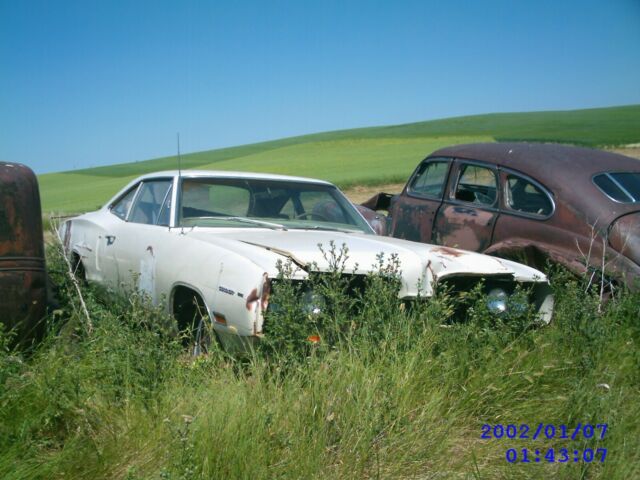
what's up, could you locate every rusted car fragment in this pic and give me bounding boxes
[354,204,387,235]
[0,162,47,344]
[363,143,640,290]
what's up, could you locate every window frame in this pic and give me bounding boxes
[108,182,142,221]
[447,159,500,210]
[592,171,640,204]
[175,176,373,232]
[405,157,452,200]
[500,168,556,220]
[155,184,174,226]
[126,178,174,225]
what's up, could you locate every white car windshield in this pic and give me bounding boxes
[178,177,372,233]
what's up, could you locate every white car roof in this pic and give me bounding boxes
[134,170,333,186]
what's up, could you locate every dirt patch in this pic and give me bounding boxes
[609,147,640,160]
[343,183,404,204]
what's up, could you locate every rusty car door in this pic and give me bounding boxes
[433,160,500,251]
[489,169,558,266]
[389,158,451,243]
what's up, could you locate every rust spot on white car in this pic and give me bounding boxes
[432,246,464,258]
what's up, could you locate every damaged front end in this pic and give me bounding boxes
[425,246,554,324]
[258,247,554,350]
[436,274,554,324]
[214,233,554,354]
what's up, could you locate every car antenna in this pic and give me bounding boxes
[177,132,182,178]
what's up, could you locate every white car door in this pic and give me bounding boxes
[94,184,140,289]
[108,179,173,301]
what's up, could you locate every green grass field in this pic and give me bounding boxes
[39,104,640,213]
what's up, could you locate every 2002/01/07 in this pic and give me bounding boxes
[481,423,608,441]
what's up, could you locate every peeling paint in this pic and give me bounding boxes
[246,288,259,311]
[245,274,271,312]
[431,246,464,258]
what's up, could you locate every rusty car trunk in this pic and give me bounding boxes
[0,162,47,345]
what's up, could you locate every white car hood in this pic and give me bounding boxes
[186,228,547,297]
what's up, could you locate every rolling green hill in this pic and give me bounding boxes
[39,104,640,213]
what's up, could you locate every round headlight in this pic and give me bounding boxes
[302,289,324,316]
[487,288,508,314]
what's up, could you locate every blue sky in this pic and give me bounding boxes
[1,0,639,173]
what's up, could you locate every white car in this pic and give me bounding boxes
[60,171,554,352]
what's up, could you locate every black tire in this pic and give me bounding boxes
[193,312,215,356]
[173,287,217,355]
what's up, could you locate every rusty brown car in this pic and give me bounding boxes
[363,143,640,290]
[0,162,48,345]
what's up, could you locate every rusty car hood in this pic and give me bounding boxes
[186,228,547,296]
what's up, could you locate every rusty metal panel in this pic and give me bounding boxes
[609,212,640,269]
[354,205,387,235]
[0,162,47,344]
[391,196,440,243]
[434,204,498,251]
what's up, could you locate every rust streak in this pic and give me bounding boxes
[432,246,464,258]
[245,288,259,311]
[260,273,271,311]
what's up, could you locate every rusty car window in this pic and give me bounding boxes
[129,180,172,225]
[110,185,139,220]
[505,174,553,217]
[408,161,449,198]
[454,164,497,206]
[593,172,640,203]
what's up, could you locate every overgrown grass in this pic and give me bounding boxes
[1,244,639,479]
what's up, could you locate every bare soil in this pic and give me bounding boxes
[611,147,640,160]
[343,183,405,204]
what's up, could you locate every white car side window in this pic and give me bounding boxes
[129,180,172,225]
[156,185,173,226]
[111,186,138,220]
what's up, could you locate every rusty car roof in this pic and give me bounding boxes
[428,142,640,226]
[429,143,640,185]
